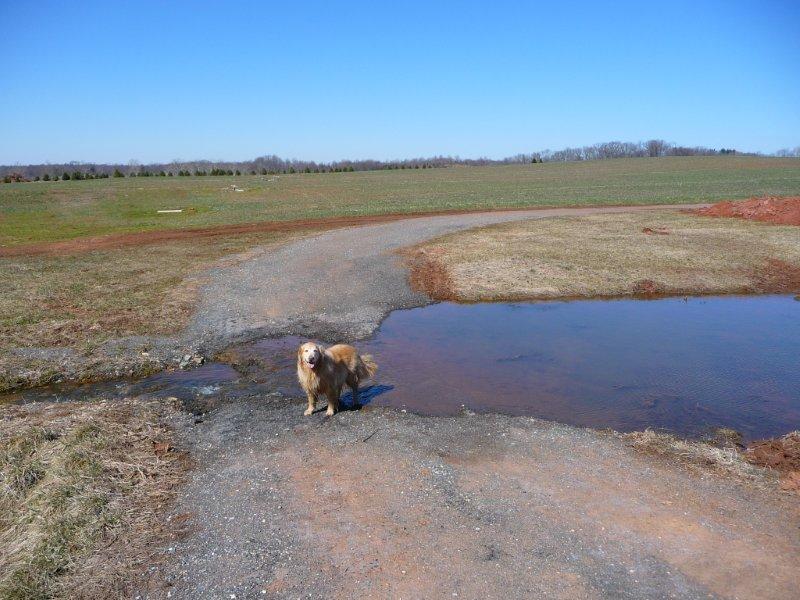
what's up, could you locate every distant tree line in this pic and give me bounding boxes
[3,140,798,182]
[504,140,788,164]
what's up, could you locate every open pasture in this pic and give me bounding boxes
[2,156,799,246]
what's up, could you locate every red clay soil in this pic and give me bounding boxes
[693,196,800,226]
[0,213,429,258]
[745,432,800,493]
[749,258,800,294]
[401,246,457,301]
[631,279,666,295]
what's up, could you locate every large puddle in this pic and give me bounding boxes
[8,295,800,441]
[360,295,800,439]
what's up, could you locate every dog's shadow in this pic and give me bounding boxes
[315,384,394,413]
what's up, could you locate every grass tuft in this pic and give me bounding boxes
[622,429,768,482]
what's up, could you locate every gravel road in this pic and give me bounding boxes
[139,395,800,600]
[185,205,704,351]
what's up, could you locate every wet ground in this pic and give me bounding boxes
[11,294,799,442]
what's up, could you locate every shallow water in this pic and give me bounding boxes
[246,295,800,440]
[8,295,800,440]
[347,296,800,439]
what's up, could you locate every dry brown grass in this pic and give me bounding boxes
[0,398,187,599]
[406,211,800,301]
[0,230,298,354]
[622,429,769,483]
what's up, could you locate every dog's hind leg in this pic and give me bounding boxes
[347,373,361,409]
[304,392,317,416]
[326,389,340,416]
[350,383,361,409]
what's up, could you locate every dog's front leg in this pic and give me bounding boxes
[326,389,340,416]
[304,392,317,416]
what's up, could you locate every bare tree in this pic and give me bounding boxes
[775,147,800,158]
[646,139,667,157]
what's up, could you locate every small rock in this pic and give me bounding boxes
[179,353,205,369]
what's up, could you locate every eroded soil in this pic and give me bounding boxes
[746,432,800,492]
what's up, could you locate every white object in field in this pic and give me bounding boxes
[157,209,183,213]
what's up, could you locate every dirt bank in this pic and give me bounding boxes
[693,196,800,226]
[402,246,458,301]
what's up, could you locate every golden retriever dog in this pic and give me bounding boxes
[297,342,378,416]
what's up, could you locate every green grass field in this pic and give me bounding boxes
[2,156,799,246]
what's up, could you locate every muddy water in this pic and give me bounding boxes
[248,296,800,440]
[8,295,800,440]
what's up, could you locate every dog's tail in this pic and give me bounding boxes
[357,354,378,380]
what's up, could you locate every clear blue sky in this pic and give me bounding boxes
[1,0,798,164]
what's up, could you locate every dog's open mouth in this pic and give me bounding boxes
[305,358,317,368]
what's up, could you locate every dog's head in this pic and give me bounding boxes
[298,342,323,370]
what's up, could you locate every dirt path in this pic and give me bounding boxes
[0,204,697,258]
[140,396,800,599]
[186,204,705,350]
